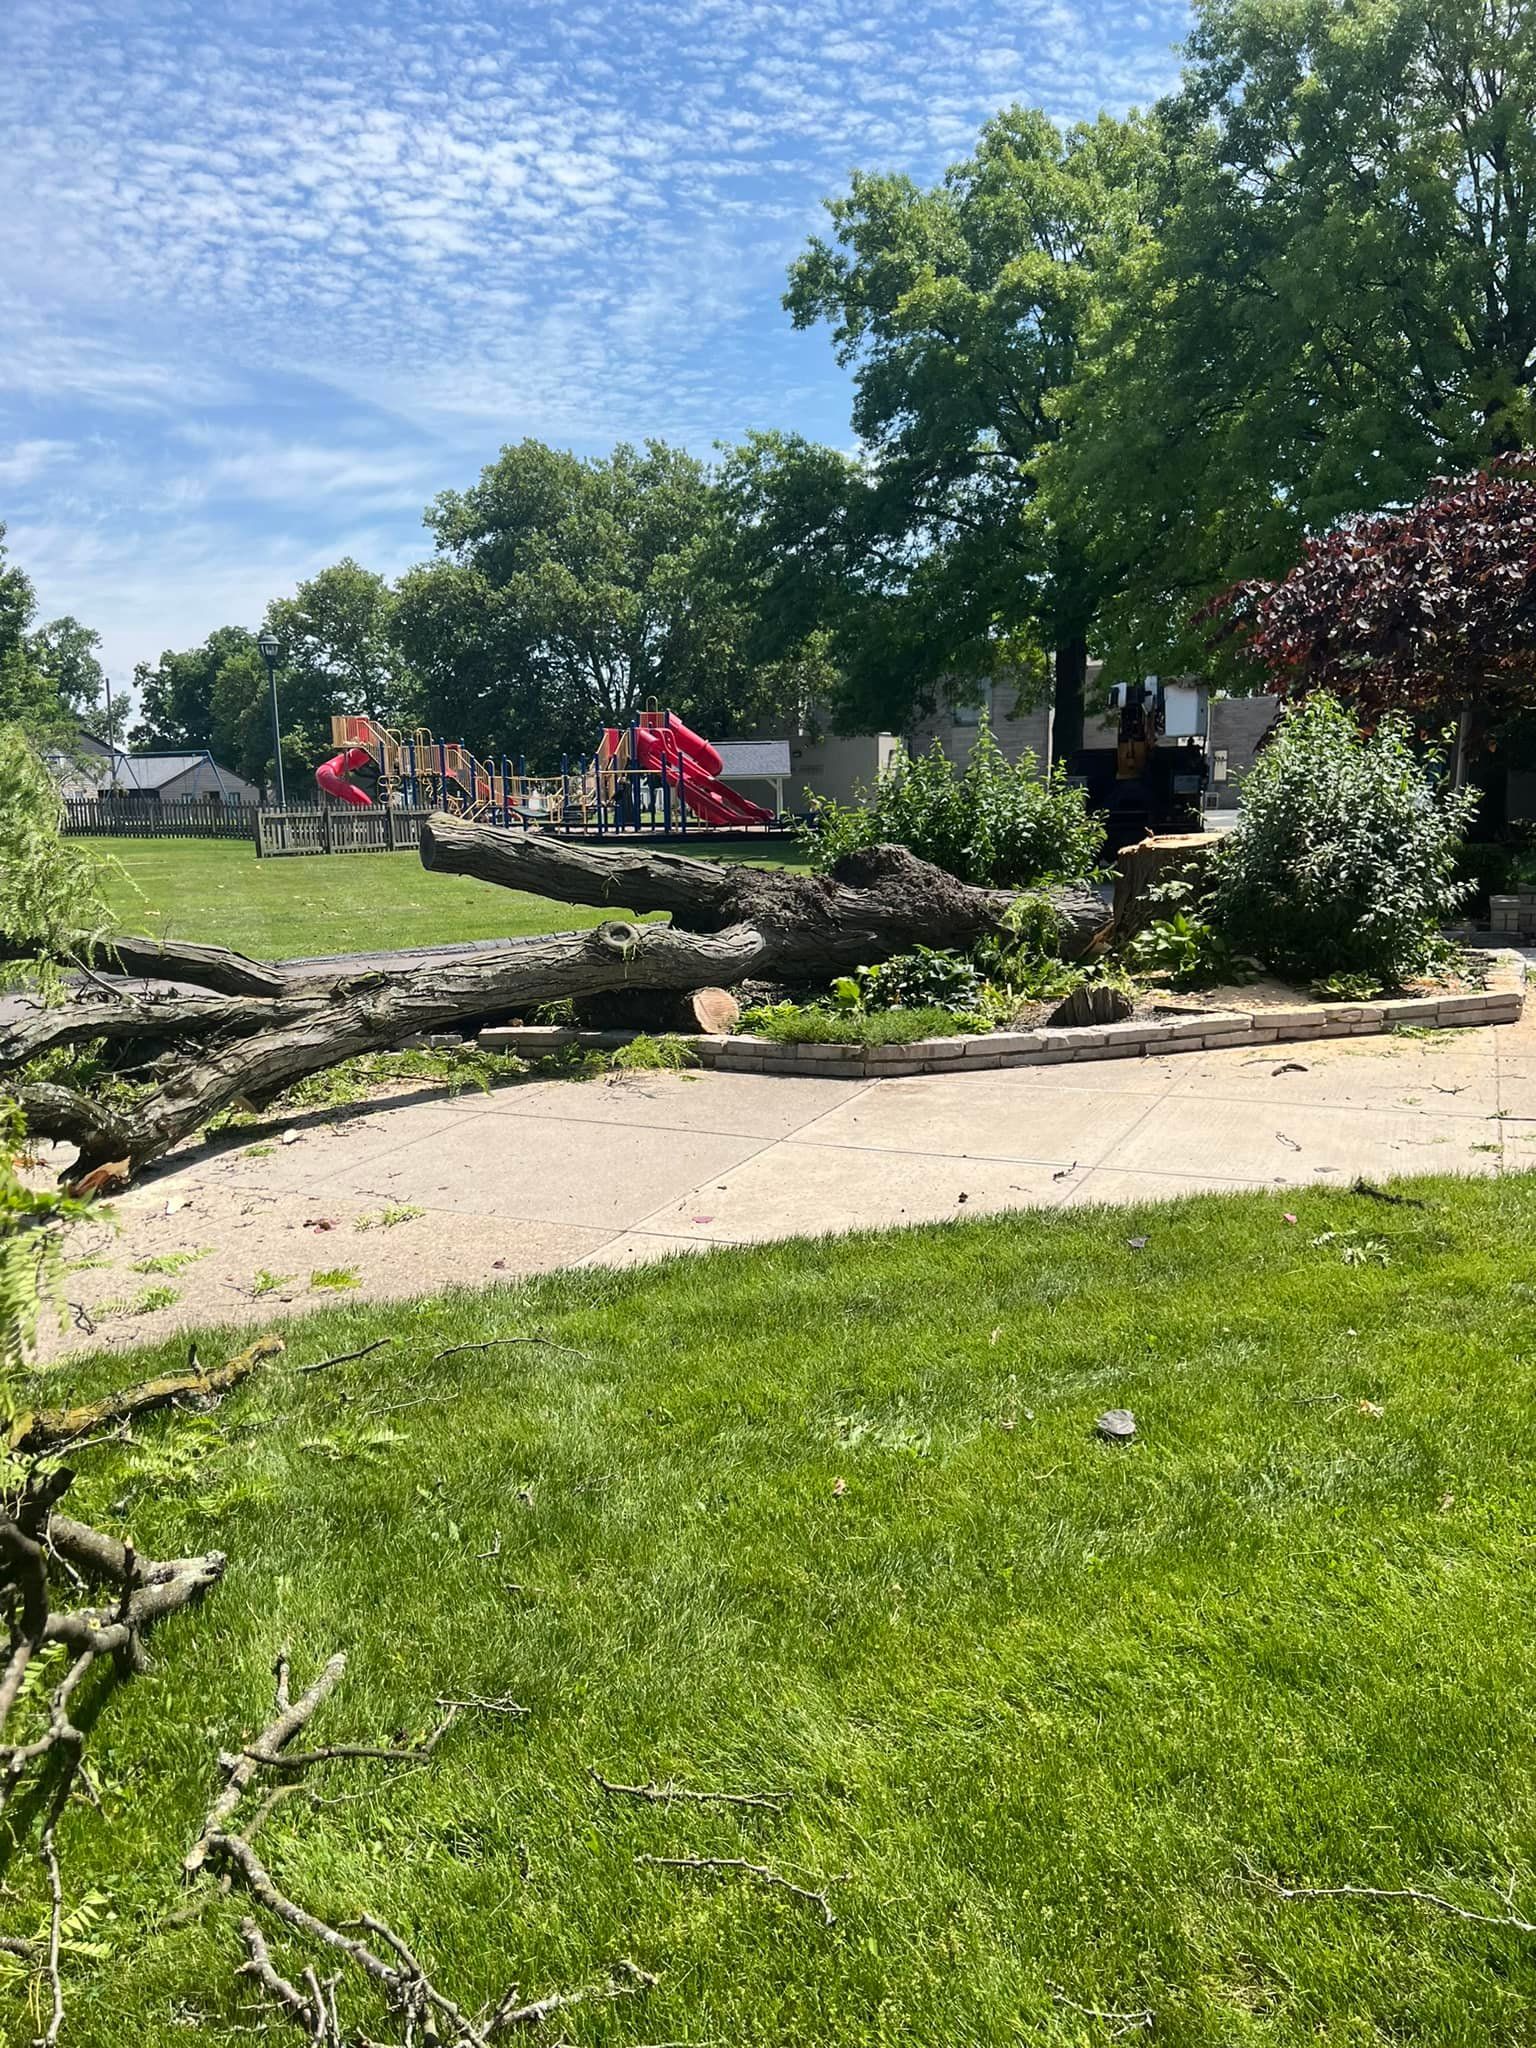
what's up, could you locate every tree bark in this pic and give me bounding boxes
[1052,635,1089,764]
[11,821,1111,1184]
[418,815,1108,966]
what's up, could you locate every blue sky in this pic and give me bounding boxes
[0,0,1190,687]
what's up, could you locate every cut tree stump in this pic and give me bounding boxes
[1111,832,1224,938]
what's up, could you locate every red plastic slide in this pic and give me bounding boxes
[626,714,773,827]
[316,746,375,807]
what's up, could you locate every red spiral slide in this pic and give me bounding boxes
[623,713,773,827]
[316,746,375,807]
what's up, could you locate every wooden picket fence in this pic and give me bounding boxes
[62,799,257,841]
[255,807,430,858]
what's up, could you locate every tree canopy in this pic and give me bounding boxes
[1052,0,1536,678]
[392,438,800,765]
[770,108,1162,748]
[1207,455,1536,734]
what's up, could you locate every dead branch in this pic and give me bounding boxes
[10,1335,285,1454]
[34,1825,64,2048]
[434,1694,529,1719]
[211,1833,490,2047]
[430,1336,594,1366]
[591,1769,789,1814]
[236,1918,331,2041]
[635,1853,839,1925]
[244,1702,462,1772]
[185,1650,348,1879]
[1048,1984,1153,2037]
[487,1959,657,2034]
[294,1339,393,1376]
[1254,1869,1536,1934]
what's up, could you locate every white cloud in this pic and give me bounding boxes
[0,0,1190,668]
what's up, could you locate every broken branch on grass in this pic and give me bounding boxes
[185,1650,348,1879]
[592,1769,789,1814]
[293,1339,393,1376]
[1252,1868,1536,1934]
[635,1853,839,1925]
[10,1335,285,1454]
[35,1825,64,2048]
[235,1918,330,2040]
[1350,1178,1427,1208]
[1048,1984,1153,2037]
[243,1702,462,1772]
[486,1959,656,2034]
[429,1336,594,1366]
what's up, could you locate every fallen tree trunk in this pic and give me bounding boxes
[9,919,768,1177]
[6,823,1111,1183]
[418,816,1109,966]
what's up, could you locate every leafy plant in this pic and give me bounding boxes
[309,1267,360,1292]
[1208,695,1476,987]
[847,947,985,1014]
[250,1270,291,1298]
[1126,911,1247,990]
[804,719,1104,886]
[739,1002,988,1046]
[0,1100,95,1368]
[0,724,119,997]
[609,1034,698,1072]
[130,1249,208,1276]
[355,1205,425,1231]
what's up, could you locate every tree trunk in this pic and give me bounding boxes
[418,815,1108,966]
[1052,635,1089,764]
[13,822,1112,1184]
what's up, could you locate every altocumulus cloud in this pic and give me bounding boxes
[0,0,1187,677]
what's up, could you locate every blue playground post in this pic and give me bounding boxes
[437,739,449,810]
[560,754,570,834]
[595,752,606,835]
[677,746,688,836]
[498,755,511,828]
[516,754,527,833]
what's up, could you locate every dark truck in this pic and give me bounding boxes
[1067,679,1209,854]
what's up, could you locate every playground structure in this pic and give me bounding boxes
[319,710,783,836]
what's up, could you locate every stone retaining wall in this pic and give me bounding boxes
[479,951,1525,1081]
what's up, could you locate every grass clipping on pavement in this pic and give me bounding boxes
[7,1170,1536,2044]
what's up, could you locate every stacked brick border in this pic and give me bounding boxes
[479,949,1525,1081]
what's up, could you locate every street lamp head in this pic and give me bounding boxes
[257,630,280,663]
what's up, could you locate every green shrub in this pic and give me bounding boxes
[841,947,985,1014]
[804,719,1104,886]
[0,724,116,995]
[1209,695,1476,986]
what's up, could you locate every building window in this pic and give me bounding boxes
[1213,748,1229,784]
[952,700,984,727]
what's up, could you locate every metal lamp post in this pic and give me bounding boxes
[257,630,286,809]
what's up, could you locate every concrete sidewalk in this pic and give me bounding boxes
[39,1000,1536,1359]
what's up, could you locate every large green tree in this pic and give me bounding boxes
[131,625,254,752]
[0,528,81,745]
[1054,0,1536,676]
[27,614,122,741]
[775,108,1160,750]
[392,439,796,765]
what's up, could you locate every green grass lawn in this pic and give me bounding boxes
[12,1173,1536,2045]
[83,835,809,959]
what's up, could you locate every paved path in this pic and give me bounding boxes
[39,993,1536,1359]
